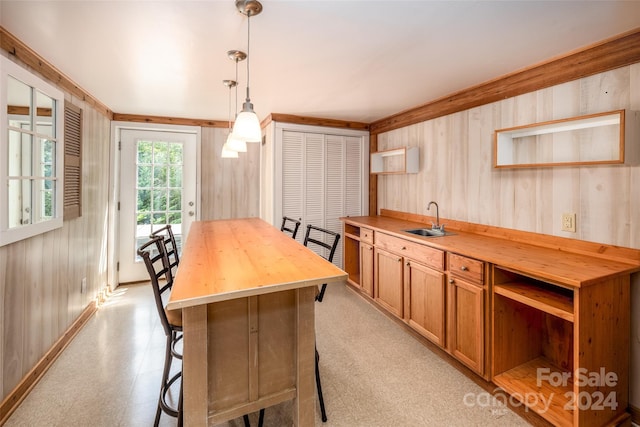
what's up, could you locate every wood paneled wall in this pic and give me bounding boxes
[200,127,260,220]
[0,56,111,400]
[377,65,639,249]
[376,63,640,409]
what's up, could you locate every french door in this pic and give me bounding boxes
[118,128,197,283]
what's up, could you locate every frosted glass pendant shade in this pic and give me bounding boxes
[226,132,247,152]
[232,101,262,142]
[221,140,239,158]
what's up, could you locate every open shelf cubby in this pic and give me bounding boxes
[344,223,361,240]
[493,357,574,427]
[492,266,575,426]
[343,228,361,287]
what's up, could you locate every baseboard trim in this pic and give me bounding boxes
[0,301,97,425]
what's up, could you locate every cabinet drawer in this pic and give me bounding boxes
[375,232,444,271]
[448,253,484,285]
[361,227,374,244]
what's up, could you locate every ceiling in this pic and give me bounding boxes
[2,1,640,124]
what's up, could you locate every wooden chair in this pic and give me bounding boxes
[150,224,180,278]
[303,224,341,422]
[138,236,183,427]
[280,216,301,240]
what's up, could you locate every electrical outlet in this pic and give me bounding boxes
[561,213,576,232]
[81,277,87,294]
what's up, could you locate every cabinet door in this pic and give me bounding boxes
[360,242,374,297]
[405,260,446,347]
[448,277,484,375]
[374,248,403,318]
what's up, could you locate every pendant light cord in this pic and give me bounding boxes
[235,58,239,114]
[245,11,251,103]
[228,83,232,132]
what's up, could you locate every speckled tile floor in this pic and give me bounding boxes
[6,282,530,427]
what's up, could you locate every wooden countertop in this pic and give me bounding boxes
[342,215,640,288]
[167,218,347,310]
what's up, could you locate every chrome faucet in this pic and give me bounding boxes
[427,201,444,231]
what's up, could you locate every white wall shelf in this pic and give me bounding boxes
[493,109,635,168]
[371,146,419,174]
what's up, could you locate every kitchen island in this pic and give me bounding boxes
[167,218,347,426]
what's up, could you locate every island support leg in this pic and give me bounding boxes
[294,286,316,427]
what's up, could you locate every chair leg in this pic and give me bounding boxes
[155,335,173,427]
[316,284,327,302]
[243,414,251,427]
[177,376,183,427]
[315,347,327,422]
[258,408,265,427]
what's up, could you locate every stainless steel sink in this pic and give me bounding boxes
[403,228,454,237]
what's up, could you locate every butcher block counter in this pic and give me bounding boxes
[341,210,640,427]
[168,218,347,426]
[342,213,640,287]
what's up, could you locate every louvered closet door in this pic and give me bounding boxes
[282,131,325,250]
[325,135,345,267]
[280,128,365,269]
[344,136,363,217]
[282,132,304,244]
[304,133,325,255]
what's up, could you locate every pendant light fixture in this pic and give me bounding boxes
[226,50,247,153]
[221,79,239,159]
[231,0,263,143]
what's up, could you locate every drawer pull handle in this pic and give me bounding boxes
[401,246,406,250]
[460,266,469,271]
[449,278,455,284]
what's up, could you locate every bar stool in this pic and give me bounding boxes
[303,224,341,422]
[142,233,261,427]
[138,236,183,427]
[150,224,180,278]
[303,225,341,302]
[280,216,301,239]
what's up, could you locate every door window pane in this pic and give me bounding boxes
[134,139,185,259]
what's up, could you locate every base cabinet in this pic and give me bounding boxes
[374,248,404,317]
[447,276,484,375]
[492,266,630,427]
[341,216,636,427]
[404,260,446,347]
[359,242,374,297]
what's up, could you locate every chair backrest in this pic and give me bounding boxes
[281,216,301,240]
[303,225,341,302]
[137,236,174,337]
[303,224,341,263]
[150,224,180,276]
